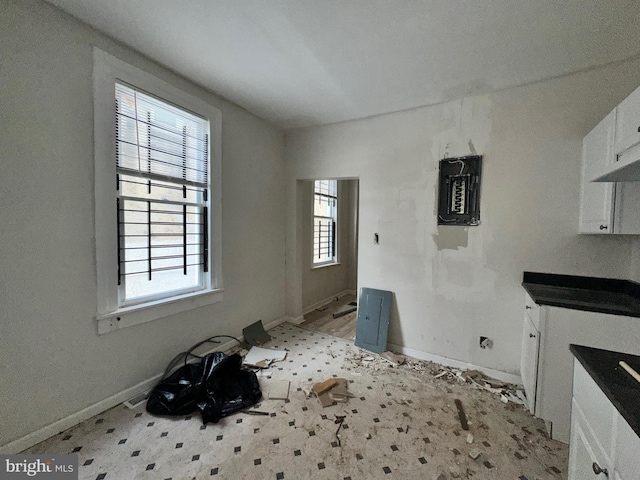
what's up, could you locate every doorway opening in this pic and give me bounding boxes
[298,178,359,341]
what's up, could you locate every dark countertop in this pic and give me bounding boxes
[570,344,640,438]
[522,272,640,317]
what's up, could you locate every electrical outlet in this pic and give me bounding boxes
[479,336,493,349]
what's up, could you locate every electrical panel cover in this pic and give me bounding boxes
[437,155,482,226]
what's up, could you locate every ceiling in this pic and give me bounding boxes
[47,0,640,129]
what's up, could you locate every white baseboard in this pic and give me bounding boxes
[302,289,357,315]
[387,342,522,386]
[1,317,293,454]
[289,315,305,325]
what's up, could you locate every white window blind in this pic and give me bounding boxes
[115,82,210,304]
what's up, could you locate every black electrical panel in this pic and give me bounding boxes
[437,155,482,226]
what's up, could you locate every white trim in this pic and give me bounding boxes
[302,289,356,315]
[1,316,294,454]
[97,289,224,335]
[387,342,523,385]
[311,262,341,271]
[289,315,305,325]
[93,48,223,333]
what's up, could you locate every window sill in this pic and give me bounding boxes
[311,262,341,271]
[96,288,224,335]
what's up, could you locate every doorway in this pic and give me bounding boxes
[298,178,359,340]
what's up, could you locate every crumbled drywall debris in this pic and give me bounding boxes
[342,345,524,406]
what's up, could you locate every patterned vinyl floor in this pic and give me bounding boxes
[23,323,568,479]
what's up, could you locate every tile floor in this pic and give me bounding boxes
[24,323,568,479]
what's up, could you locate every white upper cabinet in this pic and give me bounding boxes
[615,86,640,156]
[592,84,640,182]
[579,88,640,234]
[579,111,616,233]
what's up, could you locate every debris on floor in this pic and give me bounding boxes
[311,378,337,395]
[344,345,526,406]
[311,377,353,407]
[243,346,287,368]
[242,319,272,346]
[24,323,568,480]
[334,415,346,446]
[455,398,469,430]
[380,351,406,365]
[268,380,290,400]
[332,301,357,319]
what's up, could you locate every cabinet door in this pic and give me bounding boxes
[615,85,640,155]
[520,314,540,414]
[613,414,640,479]
[579,111,616,233]
[569,400,611,480]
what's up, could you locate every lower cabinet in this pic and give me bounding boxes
[520,291,640,443]
[568,361,640,479]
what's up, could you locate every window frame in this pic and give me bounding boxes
[93,48,223,334]
[312,179,339,268]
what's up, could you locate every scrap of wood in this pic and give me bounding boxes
[454,398,469,431]
[312,378,338,395]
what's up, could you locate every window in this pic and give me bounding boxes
[94,49,223,334]
[313,179,338,266]
[116,83,208,304]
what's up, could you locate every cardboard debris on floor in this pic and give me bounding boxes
[312,377,352,407]
[243,346,287,368]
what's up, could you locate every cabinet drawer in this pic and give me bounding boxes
[573,362,616,454]
[570,398,612,480]
[524,293,540,330]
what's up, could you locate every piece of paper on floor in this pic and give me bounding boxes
[268,380,290,400]
[243,346,287,368]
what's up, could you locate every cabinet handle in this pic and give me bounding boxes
[599,225,608,230]
[637,126,640,132]
[592,462,608,477]
[525,305,531,310]
[529,333,536,338]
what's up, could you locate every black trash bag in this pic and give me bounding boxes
[146,351,262,424]
[197,352,262,424]
[145,361,205,417]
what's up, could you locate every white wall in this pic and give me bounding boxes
[0,0,286,448]
[285,57,640,376]
[301,179,358,309]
